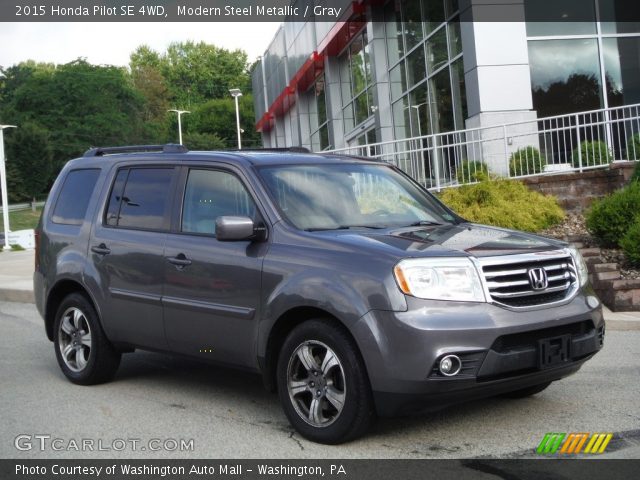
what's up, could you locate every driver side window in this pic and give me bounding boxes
[181,169,256,236]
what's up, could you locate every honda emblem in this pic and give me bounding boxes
[528,267,549,291]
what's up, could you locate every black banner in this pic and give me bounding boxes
[3,0,640,22]
[2,459,640,480]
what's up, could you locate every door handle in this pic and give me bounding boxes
[91,244,111,255]
[167,254,192,268]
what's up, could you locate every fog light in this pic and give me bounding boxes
[439,355,462,376]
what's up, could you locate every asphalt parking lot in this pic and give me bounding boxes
[1,300,639,459]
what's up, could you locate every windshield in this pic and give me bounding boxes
[257,163,457,231]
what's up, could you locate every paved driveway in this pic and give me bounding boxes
[1,301,638,459]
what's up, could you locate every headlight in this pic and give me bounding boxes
[394,257,486,302]
[568,246,589,287]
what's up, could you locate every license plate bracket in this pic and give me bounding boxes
[538,334,571,369]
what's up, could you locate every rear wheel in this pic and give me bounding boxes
[501,382,551,399]
[53,293,121,385]
[276,319,374,444]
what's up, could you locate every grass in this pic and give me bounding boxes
[0,207,43,233]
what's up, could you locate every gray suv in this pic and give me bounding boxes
[34,145,604,444]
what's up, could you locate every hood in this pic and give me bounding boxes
[312,223,566,259]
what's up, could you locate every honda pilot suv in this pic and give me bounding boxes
[34,145,604,444]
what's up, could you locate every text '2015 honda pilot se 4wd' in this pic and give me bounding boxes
[34,145,604,444]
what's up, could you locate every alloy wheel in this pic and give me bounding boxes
[58,307,92,372]
[287,340,346,427]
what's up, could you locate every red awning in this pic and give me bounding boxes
[256,1,367,132]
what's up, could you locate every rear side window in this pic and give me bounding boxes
[51,169,101,225]
[104,168,174,231]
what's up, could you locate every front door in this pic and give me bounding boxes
[162,167,267,368]
[89,166,177,350]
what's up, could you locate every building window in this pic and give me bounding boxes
[340,30,374,132]
[527,0,640,116]
[384,0,466,141]
[603,37,640,108]
[528,38,603,117]
[308,75,331,151]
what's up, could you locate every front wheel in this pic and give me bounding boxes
[53,293,121,385]
[277,319,374,444]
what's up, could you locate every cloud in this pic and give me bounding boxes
[0,22,280,68]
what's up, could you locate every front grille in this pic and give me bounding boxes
[480,252,578,308]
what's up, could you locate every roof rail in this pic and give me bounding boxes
[228,147,311,154]
[83,144,189,157]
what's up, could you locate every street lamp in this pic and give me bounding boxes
[168,109,190,145]
[229,88,243,149]
[0,125,17,251]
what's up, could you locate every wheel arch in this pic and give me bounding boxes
[44,279,99,341]
[260,306,370,393]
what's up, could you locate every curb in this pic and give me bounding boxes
[0,288,34,304]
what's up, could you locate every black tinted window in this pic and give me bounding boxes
[52,169,101,225]
[105,169,128,227]
[182,169,256,235]
[111,168,173,231]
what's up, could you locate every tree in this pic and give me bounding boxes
[3,59,147,172]
[130,41,251,107]
[188,95,261,148]
[4,122,53,203]
[183,132,227,151]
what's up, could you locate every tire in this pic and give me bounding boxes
[53,292,121,385]
[276,318,374,444]
[501,382,551,399]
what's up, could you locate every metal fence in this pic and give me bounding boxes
[0,201,46,213]
[326,103,640,191]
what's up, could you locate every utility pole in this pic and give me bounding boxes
[0,125,17,251]
[168,109,190,145]
[229,88,243,149]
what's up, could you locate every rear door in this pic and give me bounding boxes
[89,165,178,350]
[162,165,268,368]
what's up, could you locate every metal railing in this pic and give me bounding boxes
[0,201,46,213]
[326,103,640,191]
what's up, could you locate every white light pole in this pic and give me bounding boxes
[168,109,190,145]
[229,88,243,149]
[0,125,17,251]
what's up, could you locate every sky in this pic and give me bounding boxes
[0,22,280,69]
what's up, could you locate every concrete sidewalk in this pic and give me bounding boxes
[0,249,34,303]
[0,249,639,329]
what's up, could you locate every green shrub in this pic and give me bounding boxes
[631,160,640,184]
[571,140,612,168]
[456,160,489,184]
[509,147,546,177]
[439,178,564,232]
[627,133,640,161]
[586,182,640,247]
[620,218,640,266]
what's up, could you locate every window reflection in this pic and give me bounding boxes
[528,39,603,117]
[385,0,465,142]
[603,37,640,107]
[340,30,374,132]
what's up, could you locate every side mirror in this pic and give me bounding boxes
[215,216,260,241]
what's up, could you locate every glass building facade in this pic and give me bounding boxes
[252,0,640,168]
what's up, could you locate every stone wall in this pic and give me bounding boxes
[522,162,637,212]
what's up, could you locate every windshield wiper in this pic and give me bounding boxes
[305,225,387,232]
[405,220,444,227]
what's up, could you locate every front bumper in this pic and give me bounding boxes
[352,290,604,416]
